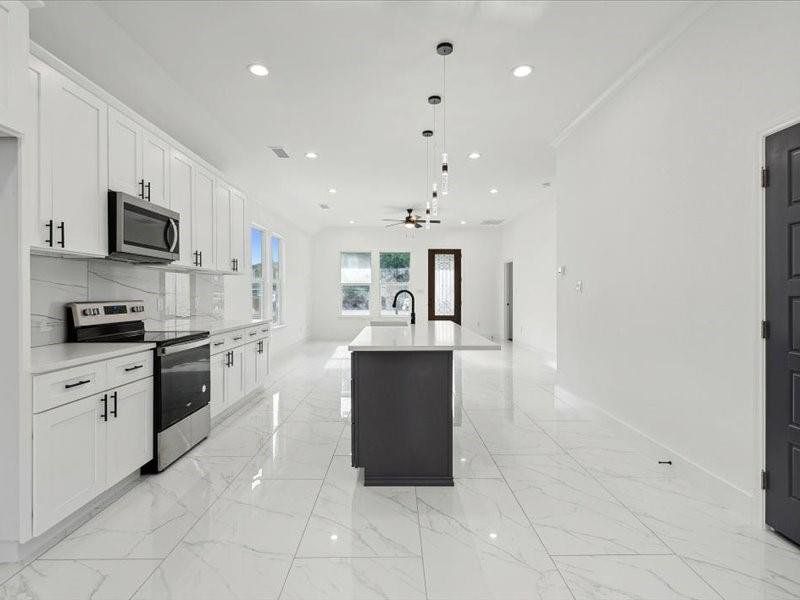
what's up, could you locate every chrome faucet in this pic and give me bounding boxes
[392,289,416,325]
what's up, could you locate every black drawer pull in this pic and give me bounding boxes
[249,332,257,336]
[124,365,143,372]
[233,336,242,341]
[65,379,91,389]
[213,341,224,347]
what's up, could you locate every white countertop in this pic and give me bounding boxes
[147,317,270,336]
[348,322,500,352]
[30,342,156,374]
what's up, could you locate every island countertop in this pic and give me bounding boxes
[348,321,500,352]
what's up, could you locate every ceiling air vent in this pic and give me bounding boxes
[269,146,290,158]
[319,203,331,210]
[480,219,505,226]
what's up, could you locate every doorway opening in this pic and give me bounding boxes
[504,261,513,341]
[427,249,461,325]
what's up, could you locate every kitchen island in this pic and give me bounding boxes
[348,321,499,486]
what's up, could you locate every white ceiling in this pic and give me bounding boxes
[31,1,694,232]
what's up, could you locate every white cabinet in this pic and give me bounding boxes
[33,395,106,536]
[108,107,170,208]
[36,61,107,255]
[193,165,215,269]
[106,378,153,487]
[230,190,245,274]
[107,107,141,198]
[243,341,258,395]
[210,351,226,418]
[169,149,194,267]
[32,356,154,536]
[256,339,270,385]
[225,346,245,405]
[213,182,231,271]
[141,130,169,207]
[0,1,29,133]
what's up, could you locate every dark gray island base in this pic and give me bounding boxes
[351,350,454,486]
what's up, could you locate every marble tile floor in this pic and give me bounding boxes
[2,341,799,599]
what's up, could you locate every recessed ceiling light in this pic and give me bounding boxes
[348,220,355,224]
[247,63,269,77]
[468,152,481,160]
[328,188,337,194]
[542,181,551,188]
[460,220,467,225]
[512,64,533,78]
[489,188,499,195]
[305,152,318,159]
[319,203,331,210]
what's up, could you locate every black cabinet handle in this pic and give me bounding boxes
[124,365,143,372]
[213,341,224,347]
[145,182,151,202]
[230,351,234,367]
[65,379,90,389]
[110,391,118,418]
[233,336,242,341]
[225,351,231,367]
[199,251,203,267]
[100,393,108,421]
[249,332,257,337]
[139,179,145,199]
[57,221,65,248]
[45,219,53,247]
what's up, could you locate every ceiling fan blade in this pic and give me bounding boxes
[428,219,442,223]
[385,222,404,228]
[381,219,403,222]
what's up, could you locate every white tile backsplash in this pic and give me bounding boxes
[30,255,225,347]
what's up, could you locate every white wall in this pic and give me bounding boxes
[500,193,557,355]
[311,227,502,342]
[555,1,800,497]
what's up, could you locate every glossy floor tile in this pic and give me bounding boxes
[5,341,799,600]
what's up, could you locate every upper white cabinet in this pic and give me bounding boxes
[108,107,170,207]
[213,181,232,271]
[193,165,214,269]
[230,189,245,274]
[0,1,29,133]
[169,149,194,267]
[29,52,249,271]
[36,60,107,256]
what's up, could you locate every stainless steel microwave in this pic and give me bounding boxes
[108,190,180,263]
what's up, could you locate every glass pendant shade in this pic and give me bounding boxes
[441,153,449,195]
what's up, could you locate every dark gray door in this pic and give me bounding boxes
[765,122,800,545]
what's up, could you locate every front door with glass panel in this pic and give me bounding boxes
[427,249,461,325]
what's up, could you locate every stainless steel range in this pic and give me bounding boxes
[66,300,210,471]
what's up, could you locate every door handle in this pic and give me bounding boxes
[110,391,118,418]
[65,379,91,389]
[100,393,108,422]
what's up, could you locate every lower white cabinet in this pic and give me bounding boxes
[209,328,270,418]
[32,377,153,536]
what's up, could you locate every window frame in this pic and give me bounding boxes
[250,224,267,322]
[339,250,373,317]
[270,233,286,326]
[379,250,412,317]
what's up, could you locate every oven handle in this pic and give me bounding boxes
[157,338,210,356]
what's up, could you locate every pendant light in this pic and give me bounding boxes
[437,42,453,196]
[422,129,433,229]
[427,95,441,216]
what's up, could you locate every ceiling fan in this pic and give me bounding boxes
[382,208,441,229]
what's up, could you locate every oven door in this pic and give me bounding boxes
[155,339,210,432]
[109,191,180,262]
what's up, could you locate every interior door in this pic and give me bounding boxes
[765,121,800,545]
[427,249,462,325]
[505,261,514,341]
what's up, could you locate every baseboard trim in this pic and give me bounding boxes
[553,383,755,521]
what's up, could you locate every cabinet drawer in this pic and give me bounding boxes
[245,326,262,341]
[228,330,247,346]
[107,351,153,389]
[33,362,108,414]
[210,334,229,355]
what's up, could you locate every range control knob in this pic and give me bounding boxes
[82,308,92,316]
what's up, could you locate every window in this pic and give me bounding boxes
[380,252,411,315]
[250,227,265,320]
[271,235,284,325]
[340,252,371,315]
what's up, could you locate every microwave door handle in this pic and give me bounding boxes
[167,219,178,252]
